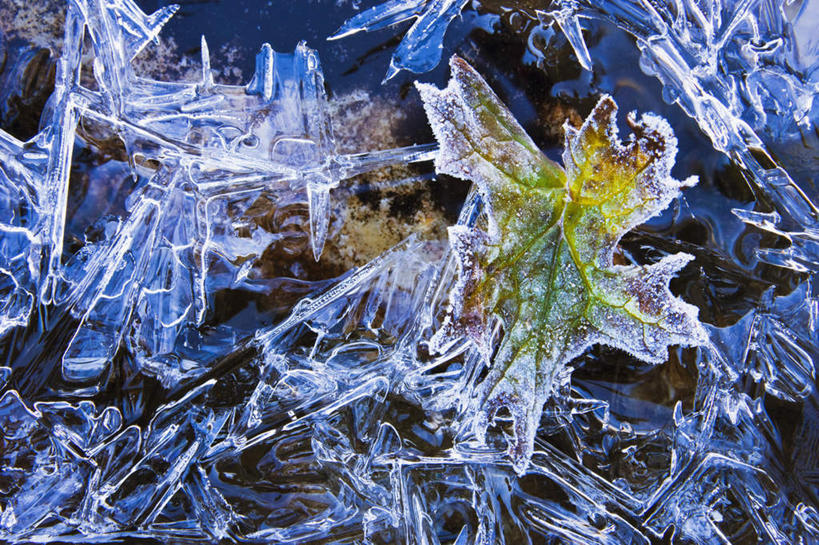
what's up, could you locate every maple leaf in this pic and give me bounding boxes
[416,56,708,473]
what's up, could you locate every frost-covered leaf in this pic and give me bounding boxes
[417,56,707,472]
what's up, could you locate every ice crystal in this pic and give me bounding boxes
[0,0,434,382]
[418,56,707,471]
[329,0,470,79]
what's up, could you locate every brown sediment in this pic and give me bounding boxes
[0,0,65,49]
[132,37,246,84]
[322,92,466,270]
[132,36,202,83]
[253,91,458,281]
[539,99,583,141]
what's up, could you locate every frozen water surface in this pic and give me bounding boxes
[0,0,817,544]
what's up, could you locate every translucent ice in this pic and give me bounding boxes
[330,0,470,79]
[0,0,435,383]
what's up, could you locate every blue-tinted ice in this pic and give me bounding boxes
[0,0,435,384]
[0,0,818,543]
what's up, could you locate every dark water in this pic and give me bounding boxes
[134,0,441,93]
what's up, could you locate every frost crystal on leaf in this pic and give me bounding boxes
[418,56,708,471]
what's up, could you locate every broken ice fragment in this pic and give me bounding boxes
[0,0,435,385]
[0,132,42,337]
[732,208,819,273]
[330,0,469,79]
[418,56,707,471]
[709,279,818,402]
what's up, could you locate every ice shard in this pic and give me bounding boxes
[0,0,435,383]
[330,0,470,79]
